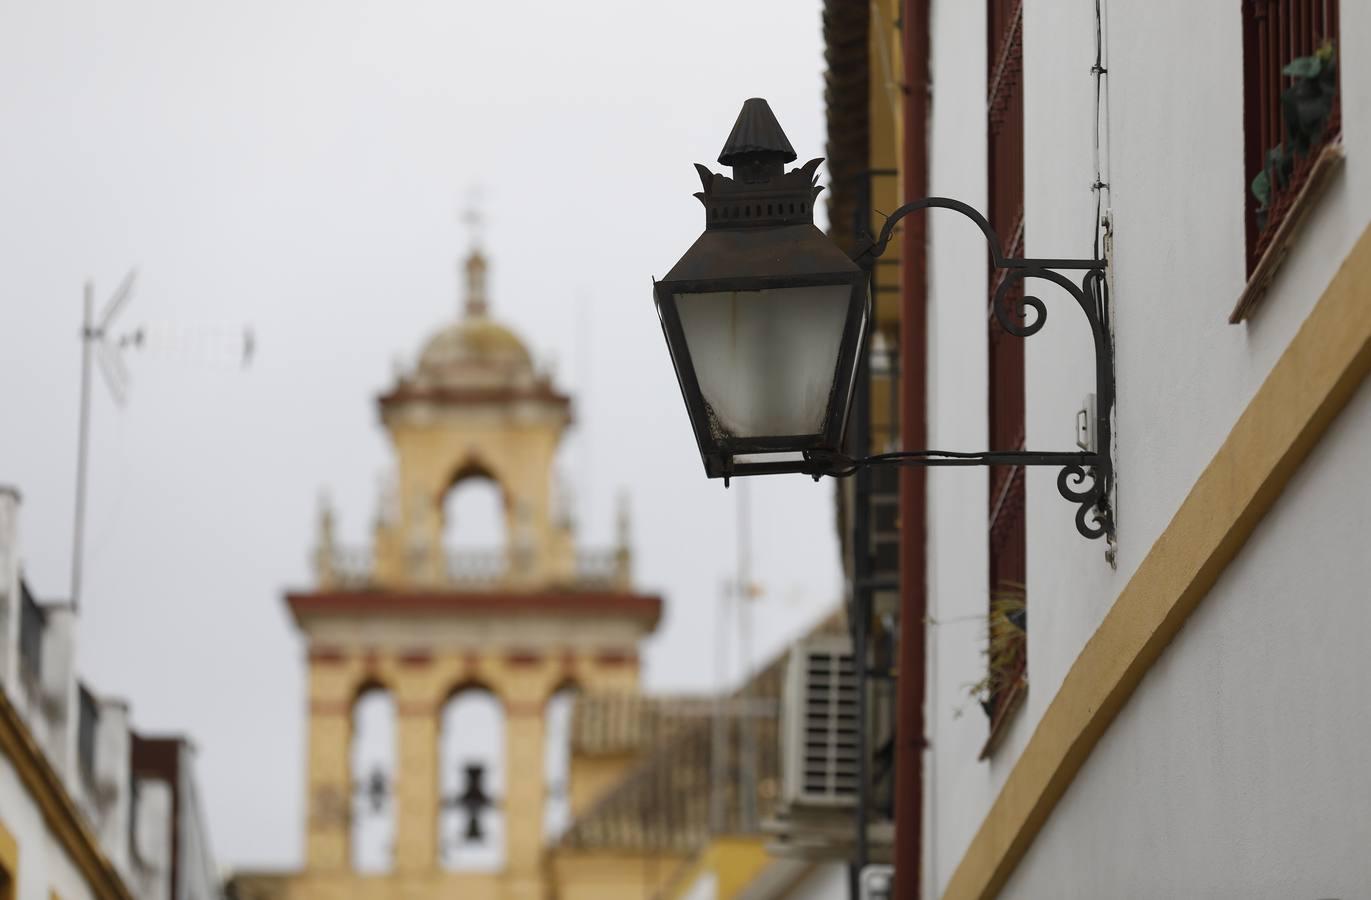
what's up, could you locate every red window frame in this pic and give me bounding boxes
[985,0,1027,728]
[1242,0,1341,273]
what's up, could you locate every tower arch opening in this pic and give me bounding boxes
[349,682,396,874]
[543,680,581,840]
[438,684,506,871]
[440,462,510,584]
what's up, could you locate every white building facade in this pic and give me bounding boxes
[920,1,1370,897]
[0,487,221,900]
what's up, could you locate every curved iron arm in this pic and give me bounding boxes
[834,198,1115,542]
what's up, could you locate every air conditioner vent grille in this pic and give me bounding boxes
[784,639,860,804]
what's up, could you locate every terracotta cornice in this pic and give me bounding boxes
[286,589,663,630]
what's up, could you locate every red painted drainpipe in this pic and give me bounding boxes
[894,0,930,898]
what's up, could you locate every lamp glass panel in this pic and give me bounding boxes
[733,451,806,465]
[675,284,851,440]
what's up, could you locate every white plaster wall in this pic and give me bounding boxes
[93,699,132,879]
[924,0,1371,894]
[1003,375,1371,899]
[175,744,222,900]
[0,487,20,691]
[0,749,101,900]
[1021,0,1116,736]
[40,606,77,784]
[133,777,173,900]
[923,0,1025,894]
[1105,0,1371,588]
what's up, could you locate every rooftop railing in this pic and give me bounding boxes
[320,544,629,592]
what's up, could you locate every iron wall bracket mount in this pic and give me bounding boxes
[820,197,1115,542]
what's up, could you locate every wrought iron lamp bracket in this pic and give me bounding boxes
[823,196,1115,542]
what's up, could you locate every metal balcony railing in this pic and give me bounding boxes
[327,545,374,587]
[437,548,510,586]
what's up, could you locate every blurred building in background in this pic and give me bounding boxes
[222,0,913,891]
[226,247,671,900]
[0,486,221,900]
[220,241,881,900]
[549,615,849,900]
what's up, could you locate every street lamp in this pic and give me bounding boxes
[654,98,869,482]
[656,98,1116,541]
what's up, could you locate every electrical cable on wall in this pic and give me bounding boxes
[1093,0,1120,566]
[1092,0,1113,259]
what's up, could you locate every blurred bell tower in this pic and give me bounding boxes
[281,241,661,900]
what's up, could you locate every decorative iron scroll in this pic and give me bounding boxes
[819,197,1115,542]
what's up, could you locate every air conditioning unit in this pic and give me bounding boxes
[781,634,858,808]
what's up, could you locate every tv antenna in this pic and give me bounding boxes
[69,271,255,610]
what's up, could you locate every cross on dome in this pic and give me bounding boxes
[461,197,489,318]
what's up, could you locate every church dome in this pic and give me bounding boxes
[411,248,536,389]
[417,316,533,379]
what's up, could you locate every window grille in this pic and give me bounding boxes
[1242,0,1341,270]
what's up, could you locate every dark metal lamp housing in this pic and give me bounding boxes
[657,99,1116,542]
[655,98,869,482]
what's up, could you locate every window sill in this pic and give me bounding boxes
[978,676,1027,761]
[1230,138,1346,324]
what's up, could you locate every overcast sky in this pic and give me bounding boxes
[0,0,840,870]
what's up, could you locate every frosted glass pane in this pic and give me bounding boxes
[733,451,806,465]
[676,285,850,439]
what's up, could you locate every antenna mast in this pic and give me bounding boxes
[68,271,255,611]
[71,270,138,611]
[70,283,95,610]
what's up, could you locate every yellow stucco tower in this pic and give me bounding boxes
[242,247,661,900]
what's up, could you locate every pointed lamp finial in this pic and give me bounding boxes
[718,98,798,181]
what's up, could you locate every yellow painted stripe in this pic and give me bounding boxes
[0,817,16,900]
[663,837,773,900]
[944,222,1371,899]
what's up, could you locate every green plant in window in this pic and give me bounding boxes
[966,583,1026,717]
[1251,144,1289,230]
[1252,41,1338,232]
